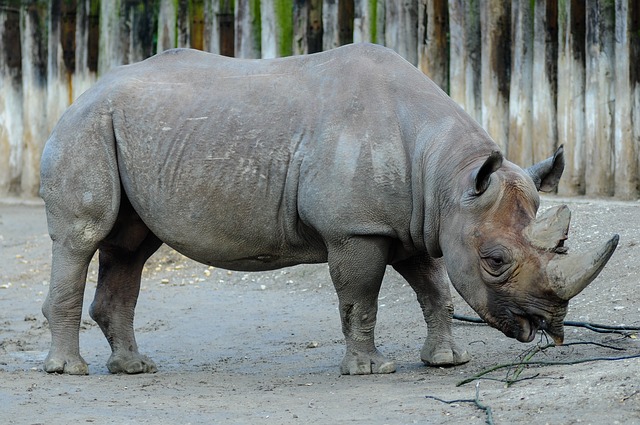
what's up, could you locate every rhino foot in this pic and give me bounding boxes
[340,349,396,375]
[44,352,89,375]
[421,343,471,367]
[107,353,157,374]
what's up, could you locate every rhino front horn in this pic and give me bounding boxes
[547,234,619,301]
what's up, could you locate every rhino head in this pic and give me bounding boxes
[436,146,618,345]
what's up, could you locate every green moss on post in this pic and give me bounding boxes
[219,0,236,15]
[173,0,180,48]
[250,0,262,53]
[558,0,567,26]
[275,0,293,56]
[90,0,100,15]
[190,0,205,50]
[368,0,377,43]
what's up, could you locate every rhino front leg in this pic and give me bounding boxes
[393,255,470,366]
[89,202,162,374]
[328,236,396,375]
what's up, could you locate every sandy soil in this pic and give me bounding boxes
[1,196,638,424]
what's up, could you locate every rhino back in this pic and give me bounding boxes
[74,44,469,268]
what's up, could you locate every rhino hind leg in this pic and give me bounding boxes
[42,243,96,375]
[393,256,471,367]
[40,123,121,374]
[89,195,162,374]
[328,236,396,375]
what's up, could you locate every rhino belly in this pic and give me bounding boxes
[124,178,326,271]
[113,120,326,271]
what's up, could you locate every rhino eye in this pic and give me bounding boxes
[486,256,504,268]
[480,249,512,277]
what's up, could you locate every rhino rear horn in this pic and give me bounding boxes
[528,205,571,251]
[527,145,565,192]
[474,151,503,194]
[547,233,619,301]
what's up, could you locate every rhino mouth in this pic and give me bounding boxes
[483,309,545,343]
[512,313,566,344]
[482,302,565,344]
[513,314,541,343]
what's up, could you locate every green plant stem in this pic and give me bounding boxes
[456,353,640,387]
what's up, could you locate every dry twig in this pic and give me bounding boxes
[425,382,494,425]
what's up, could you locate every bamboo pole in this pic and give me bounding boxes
[158,0,177,52]
[557,0,586,196]
[463,0,481,123]
[177,0,190,48]
[633,3,640,193]
[0,6,24,195]
[129,3,159,62]
[310,0,323,53]
[99,2,157,71]
[384,0,417,65]
[613,0,637,199]
[449,0,466,98]
[419,0,448,92]
[532,0,557,165]
[20,2,48,196]
[447,0,480,120]
[47,0,74,144]
[203,0,219,53]
[190,0,205,51]
[508,0,533,167]
[323,0,339,50]
[585,0,615,196]
[262,0,293,58]
[375,0,385,45]
[73,0,98,100]
[236,0,262,58]
[97,0,124,75]
[218,0,236,56]
[480,0,510,153]
[262,0,276,57]
[338,0,353,46]
[293,0,322,55]
[293,0,309,55]
[353,0,373,44]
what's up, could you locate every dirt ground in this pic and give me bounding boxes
[1,196,638,425]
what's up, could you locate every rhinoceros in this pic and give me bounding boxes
[39,43,618,375]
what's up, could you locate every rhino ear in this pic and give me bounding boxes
[527,145,565,192]
[474,151,503,194]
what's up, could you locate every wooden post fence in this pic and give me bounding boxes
[0,0,638,199]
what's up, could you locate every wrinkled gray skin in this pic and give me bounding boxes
[39,44,618,375]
